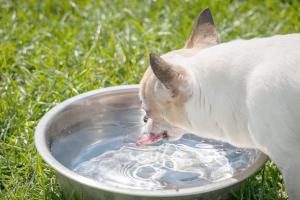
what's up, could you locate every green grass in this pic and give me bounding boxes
[0,0,299,199]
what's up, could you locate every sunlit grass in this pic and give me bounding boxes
[0,0,299,199]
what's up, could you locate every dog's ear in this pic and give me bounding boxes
[185,8,219,48]
[149,53,190,97]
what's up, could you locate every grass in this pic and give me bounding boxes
[0,0,299,199]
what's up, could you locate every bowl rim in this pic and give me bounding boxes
[35,84,268,197]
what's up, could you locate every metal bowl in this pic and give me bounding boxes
[35,85,268,200]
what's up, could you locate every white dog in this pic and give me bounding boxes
[138,8,300,199]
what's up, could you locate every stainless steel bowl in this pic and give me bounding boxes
[35,85,268,200]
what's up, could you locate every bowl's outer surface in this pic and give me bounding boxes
[35,85,268,200]
[57,172,239,200]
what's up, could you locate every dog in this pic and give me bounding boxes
[138,8,300,199]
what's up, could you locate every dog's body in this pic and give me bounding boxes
[186,34,300,152]
[139,9,300,199]
[185,35,300,199]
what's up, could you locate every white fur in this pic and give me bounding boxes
[177,34,300,199]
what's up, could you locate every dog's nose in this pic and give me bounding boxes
[162,130,169,139]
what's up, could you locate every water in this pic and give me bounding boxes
[71,135,257,191]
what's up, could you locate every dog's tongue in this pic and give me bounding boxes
[136,133,162,145]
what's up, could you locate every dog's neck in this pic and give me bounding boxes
[183,42,257,148]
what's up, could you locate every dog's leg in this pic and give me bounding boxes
[282,160,300,200]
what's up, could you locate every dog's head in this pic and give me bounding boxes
[137,8,220,145]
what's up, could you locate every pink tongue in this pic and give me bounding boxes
[136,133,162,145]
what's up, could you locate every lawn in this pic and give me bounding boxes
[0,0,299,199]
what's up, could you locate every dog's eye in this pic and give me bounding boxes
[143,116,148,123]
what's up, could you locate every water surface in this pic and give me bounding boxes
[71,135,257,190]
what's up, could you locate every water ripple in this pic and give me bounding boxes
[73,138,256,190]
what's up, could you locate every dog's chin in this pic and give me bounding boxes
[166,127,186,141]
